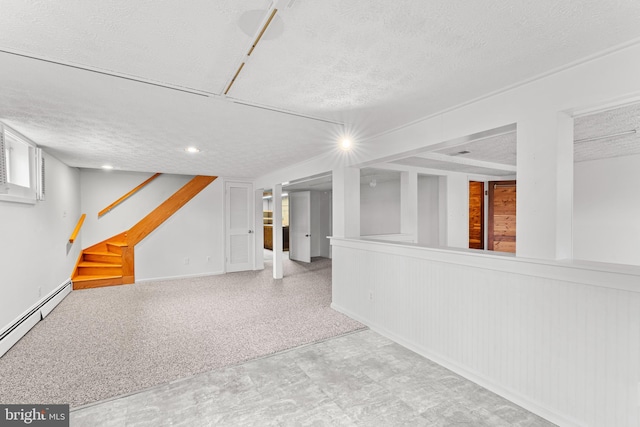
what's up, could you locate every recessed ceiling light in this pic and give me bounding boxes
[101,165,114,170]
[185,146,200,153]
[340,138,352,150]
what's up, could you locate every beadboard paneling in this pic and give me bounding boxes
[331,238,640,427]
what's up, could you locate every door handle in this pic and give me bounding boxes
[248,230,254,234]
[305,234,310,237]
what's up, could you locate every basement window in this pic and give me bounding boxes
[0,123,43,204]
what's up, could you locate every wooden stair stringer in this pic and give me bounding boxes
[126,175,218,246]
[72,176,217,290]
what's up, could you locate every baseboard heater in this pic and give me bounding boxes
[0,279,72,358]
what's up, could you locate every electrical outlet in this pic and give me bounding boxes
[184,257,189,265]
[368,291,373,301]
[206,256,211,263]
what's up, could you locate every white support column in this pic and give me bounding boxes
[516,111,573,260]
[444,174,469,249]
[438,176,448,247]
[400,171,418,240]
[254,189,264,270]
[332,167,360,238]
[273,184,283,279]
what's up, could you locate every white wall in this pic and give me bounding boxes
[0,152,80,330]
[574,154,640,266]
[331,238,640,427]
[360,178,401,236]
[79,170,224,281]
[310,190,331,258]
[417,175,440,246]
[136,179,224,280]
[80,170,191,247]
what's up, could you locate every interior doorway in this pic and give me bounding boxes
[283,173,333,263]
[468,181,485,249]
[467,179,516,253]
[289,191,311,262]
[262,190,289,253]
[487,180,516,253]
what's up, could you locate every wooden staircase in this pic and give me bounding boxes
[72,232,131,289]
[72,175,217,290]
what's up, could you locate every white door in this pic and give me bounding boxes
[289,191,311,263]
[226,181,255,272]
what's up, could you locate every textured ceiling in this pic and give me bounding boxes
[0,0,270,93]
[1,1,640,177]
[434,133,517,166]
[0,53,337,177]
[574,102,640,162]
[232,0,640,136]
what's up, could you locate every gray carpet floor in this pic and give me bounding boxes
[0,257,364,407]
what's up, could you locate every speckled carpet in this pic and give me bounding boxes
[0,258,364,407]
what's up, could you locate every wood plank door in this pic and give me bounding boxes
[488,180,516,253]
[468,181,485,249]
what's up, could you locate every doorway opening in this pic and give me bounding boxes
[262,190,289,260]
[467,179,516,253]
[282,174,333,263]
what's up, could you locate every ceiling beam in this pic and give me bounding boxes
[370,162,516,181]
[414,152,516,172]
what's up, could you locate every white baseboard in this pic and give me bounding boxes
[330,302,583,427]
[0,279,72,358]
[135,270,225,283]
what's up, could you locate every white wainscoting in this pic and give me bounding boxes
[331,238,640,427]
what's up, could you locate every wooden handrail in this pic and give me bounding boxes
[69,214,86,244]
[98,173,161,218]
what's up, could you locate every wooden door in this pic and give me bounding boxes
[468,181,484,249]
[488,180,516,253]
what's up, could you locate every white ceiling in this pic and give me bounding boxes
[2,1,640,177]
[574,102,640,162]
